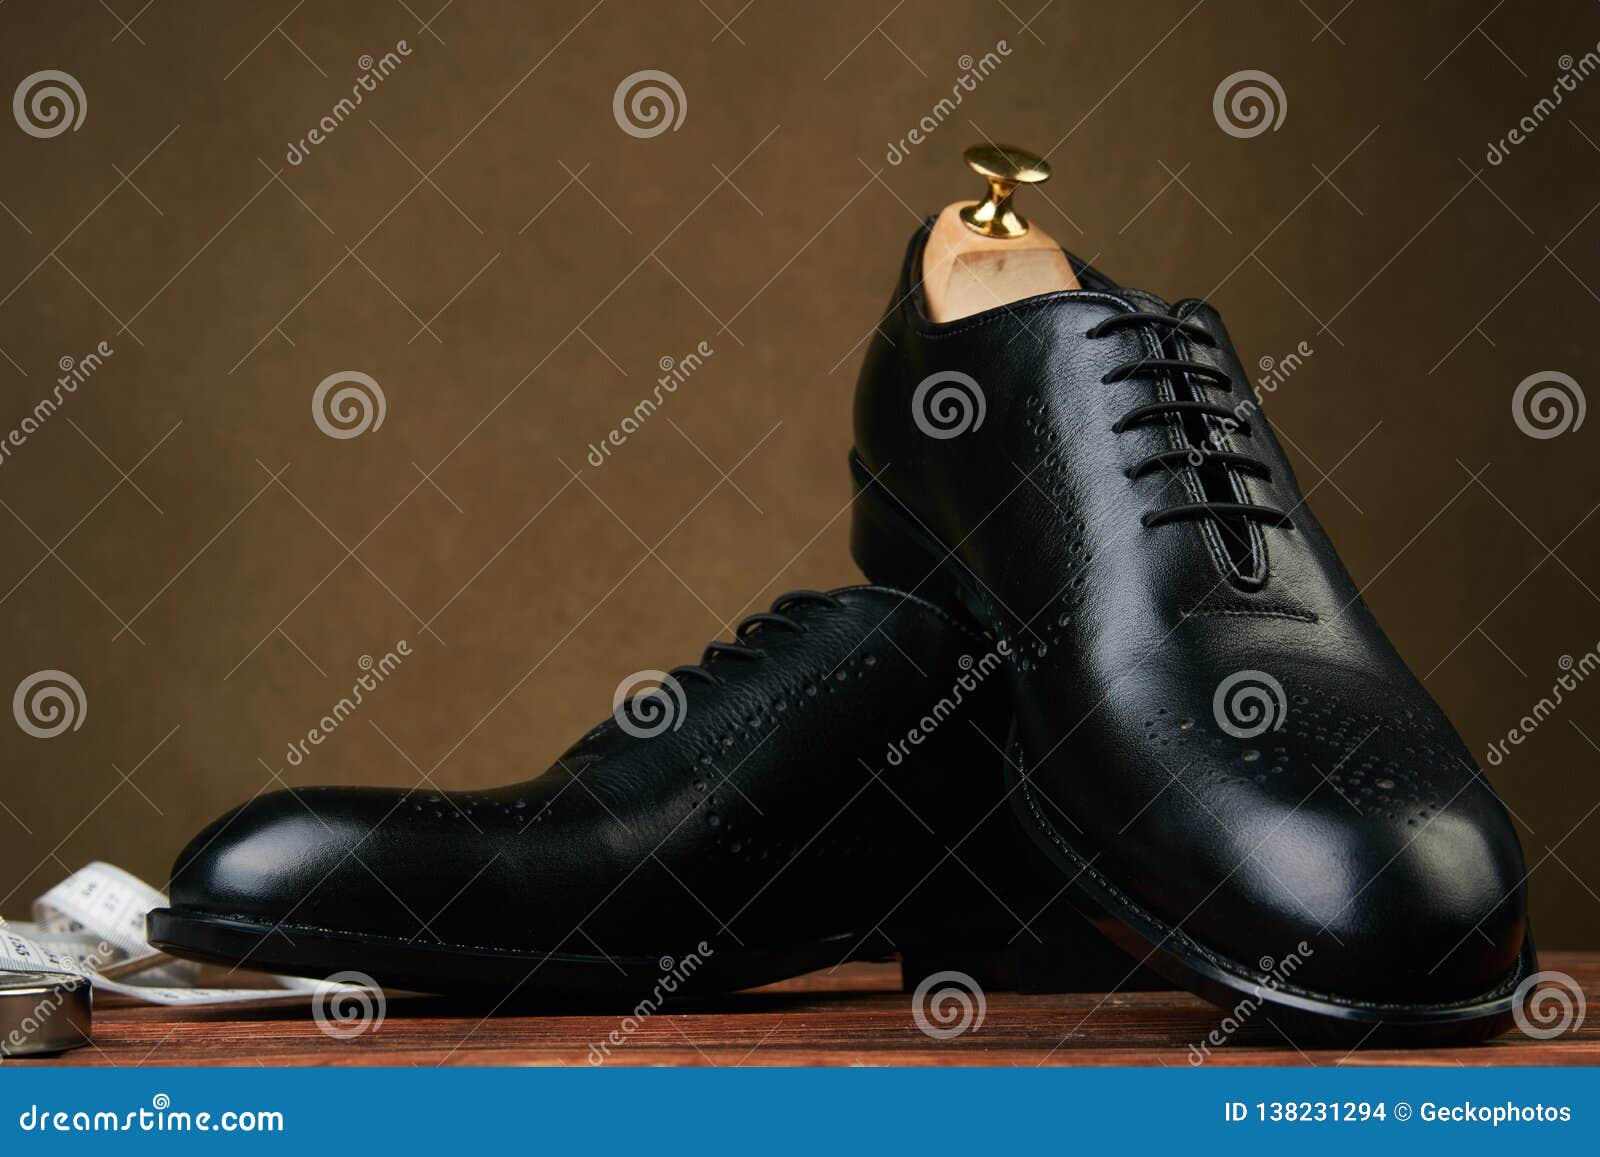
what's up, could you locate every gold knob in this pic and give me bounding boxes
[959,144,1052,239]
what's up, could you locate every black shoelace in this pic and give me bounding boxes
[668,590,843,687]
[1086,311,1295,531]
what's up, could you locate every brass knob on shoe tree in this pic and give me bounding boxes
[959,144,1052,239]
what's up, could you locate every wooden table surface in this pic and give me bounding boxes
[17,951,1598,1068]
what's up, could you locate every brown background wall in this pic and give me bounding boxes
[1,1,1597,947]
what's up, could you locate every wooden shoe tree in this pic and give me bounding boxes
[921,144,1079,323]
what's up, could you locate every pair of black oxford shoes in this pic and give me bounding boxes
[150,222,1533,1046]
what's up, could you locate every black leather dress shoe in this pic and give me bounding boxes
[849,224,1533,1042]
[149,586,1122,1000]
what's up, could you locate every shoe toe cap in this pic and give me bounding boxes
[1076,672,1532,1007]
[168,788,393,926]
[1212,782,1528,1003]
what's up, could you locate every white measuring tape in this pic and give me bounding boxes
[1,861,333,1005]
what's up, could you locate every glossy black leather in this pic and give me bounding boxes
[850,225,1529,1008]
[164,587,1053,972]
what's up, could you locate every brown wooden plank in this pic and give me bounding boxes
[12,951,1596,1068]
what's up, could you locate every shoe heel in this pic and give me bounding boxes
[849,453,977,620]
